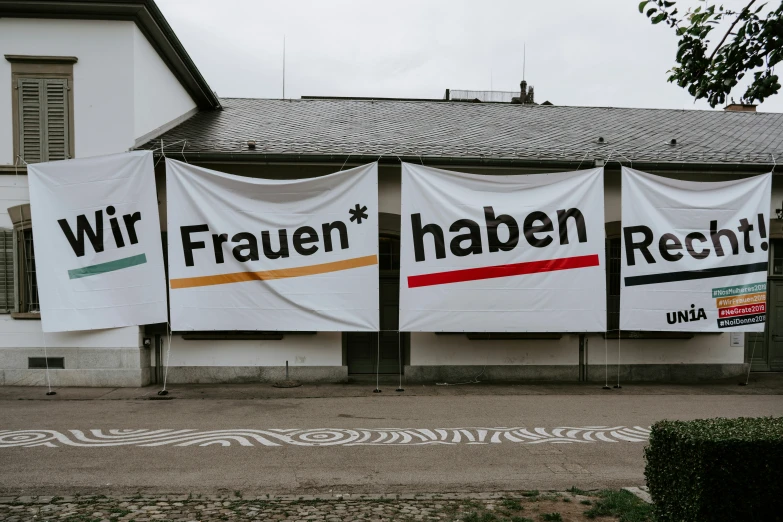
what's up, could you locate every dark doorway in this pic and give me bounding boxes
[346,234,404,374]
[748,239,783,371]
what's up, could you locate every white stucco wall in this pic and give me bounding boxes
[0,18,197,360]
[410,334,580,365]
[0,175,29,229]
[0,18,137,164]
[166,333,342,366]
[132,26,197,142]
[0,316,139,348]
[0,19,199,165]
[585,333,743,365]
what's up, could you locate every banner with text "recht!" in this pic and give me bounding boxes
[399,163,607,332]
[620,167,772,332]
[166,160,379,331]
[28,151,168,332]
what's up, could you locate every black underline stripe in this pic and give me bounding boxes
[624,262,769,287]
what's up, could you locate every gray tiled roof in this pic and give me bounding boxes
[143,98,783,165]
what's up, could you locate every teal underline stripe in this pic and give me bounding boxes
[68,253,147,280]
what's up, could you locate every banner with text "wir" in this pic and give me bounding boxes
[399,163,607,332]
[166,160,379,331]
[620,167,772,332]
[28,151,168,332]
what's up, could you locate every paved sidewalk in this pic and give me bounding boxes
[1,373,781,401]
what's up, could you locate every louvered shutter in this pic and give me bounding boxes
[16,77,70,163]
[17,78,44,163]
[43,79,69,161]
[0,230,14,313]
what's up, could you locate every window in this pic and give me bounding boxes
[6,55,76,164]
[606,237,621,331]
[0,229,13,313]
[771,239,783,275]
[379,235,400,270]
[7,204,38,316]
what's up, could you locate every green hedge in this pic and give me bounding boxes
[644,417,783,522]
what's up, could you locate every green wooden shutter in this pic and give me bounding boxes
[0,230,14,313]
[43,78,70,161]
[17,78,44,163]
[17,77,70,163]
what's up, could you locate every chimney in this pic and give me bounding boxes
[518,81,534,104]
[724,103,756,112]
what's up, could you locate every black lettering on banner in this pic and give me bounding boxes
[737,218,755,253]
[523,211,554,248]
[556,208,587,244]
[107,206,125,248]
[232,232,259,262]
[658,233,683,262]
[122,212,142,245]
[623,225,655,266]
[685,232,710,259]
[710,220,739,256]
[449,219,482,257]
[58,211,104,258]
[293,226,319,256]
[181,224,209,267]
[485,206,519,252]
[262,230,289,259]
[411,213,445,262]
[322,221,349,252]
[212,233,228,264]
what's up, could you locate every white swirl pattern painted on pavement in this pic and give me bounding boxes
[0,427,650,448]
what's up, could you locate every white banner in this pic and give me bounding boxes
[28,151,167,332]
[620,167,772,332]
[399,163,607,332]
[166,160,379,331]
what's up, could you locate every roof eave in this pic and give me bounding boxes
[146,151,777,174]
[0,0,221,110]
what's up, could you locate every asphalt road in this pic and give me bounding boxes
[1,391,781,497]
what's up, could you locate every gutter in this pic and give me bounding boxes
[149,151,777,175]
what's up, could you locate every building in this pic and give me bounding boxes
[1,0,782,387]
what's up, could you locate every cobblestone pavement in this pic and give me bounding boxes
[0,491,619,522]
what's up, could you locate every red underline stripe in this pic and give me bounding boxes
[407,254,601,288]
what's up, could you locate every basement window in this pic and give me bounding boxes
[28,357,64,369]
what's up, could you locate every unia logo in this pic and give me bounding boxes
[57,206,147,279]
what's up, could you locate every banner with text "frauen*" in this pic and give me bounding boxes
[620,167,772,332]
[166,160,379,331]
[28,151,168,332]
[398,163,607,332]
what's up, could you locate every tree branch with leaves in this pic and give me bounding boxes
[641,0,783,107]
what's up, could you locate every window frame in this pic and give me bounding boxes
[6,55,76,164]
[7,204,39,319]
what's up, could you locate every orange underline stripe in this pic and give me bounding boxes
[170,254,378,289]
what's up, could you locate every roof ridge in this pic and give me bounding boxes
[214,97,783,115]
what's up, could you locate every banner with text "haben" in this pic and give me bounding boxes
[620,167,771,332]
[398,163,607,332]
[28,151,168,332]
[166,160,379,331]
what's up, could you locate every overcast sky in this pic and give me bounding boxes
[157,0,783,113]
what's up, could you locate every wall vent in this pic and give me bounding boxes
[28,357,64,369]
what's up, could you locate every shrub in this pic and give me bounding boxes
[583,490,652,521]
[644,416,783,522]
